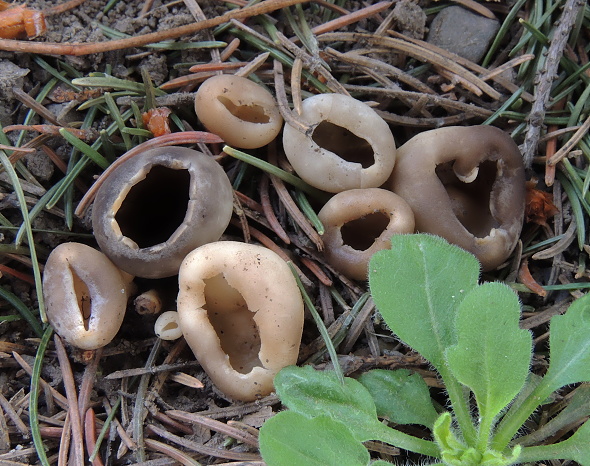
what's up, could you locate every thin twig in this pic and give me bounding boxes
[0,0,312,55]
[520,0,586,167]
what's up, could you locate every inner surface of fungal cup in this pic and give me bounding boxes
[318,188,415,280]
[92,147,233,279]
[388,125,526,271]
[177,241,304,401]
[282,93,396,193]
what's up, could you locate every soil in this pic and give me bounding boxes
[0,0,585,464]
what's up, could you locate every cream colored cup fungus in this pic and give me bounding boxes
[92,147,233,279]
[154,311,183,341]
[282,93,396,193]
[43,242,133,350]
[389,125,526,271]
[194,74,283,149]
[318,188,415,280]
[177,241,304,401]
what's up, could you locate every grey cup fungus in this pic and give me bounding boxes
[43,242,133,350]
[92,147,233,279]
[318,188,415,280]
[177,241,304,401]
[194,74,283,149]
[282,93,396,193]
[388,125,526,271]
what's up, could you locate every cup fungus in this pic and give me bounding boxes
[92,147,233,279]
[388,125,526,271]
[194,74,283,149]
[282,93,396,193]
[318,188,415,280]
[177,241,304,401]
[43,242,132,350]
[154,311,183,341]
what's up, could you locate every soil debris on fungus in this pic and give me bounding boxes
[0,0,588,464]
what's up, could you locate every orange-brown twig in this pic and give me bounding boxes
[0,0,310,55]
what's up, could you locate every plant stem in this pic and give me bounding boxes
[438,365,478,446]
[491,381,552,451]
[374,422,441,459]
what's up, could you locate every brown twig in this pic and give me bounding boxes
[0,0,312,55]
[520,0,586,167]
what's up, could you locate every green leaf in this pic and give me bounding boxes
[358,369,439,427]
[369,234,480,444]
[543,292,590,391]
[445,283,532,424]
[369,234,479,370]
[274,365,379,442]
[259,411,370,466]
[273,366,441,458]
[518,419,590,465]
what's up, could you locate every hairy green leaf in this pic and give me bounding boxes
[259,411,369,466]
[274,365,379,442]
[273,366,440,458]
[518,419,590,465]
[369,234,479,370]
[358,369,439,427]
[446,283,531,424]
[544,292,590,391]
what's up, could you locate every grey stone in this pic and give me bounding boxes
[427,6,500,64]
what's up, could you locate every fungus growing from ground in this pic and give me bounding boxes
[154,311,183,341]
[194,74,283,149]
[318,188,415,280]
[388,125,526,271]
[282,93,396,193]
[92,147,233,279]
[177,241,304,401]
[43,242,133,350]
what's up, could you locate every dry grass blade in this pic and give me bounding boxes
[54,335,84,465]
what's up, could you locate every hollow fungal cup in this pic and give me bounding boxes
[92,147,233,279]
[43,242,132,350]
[318,188,415,280]
[282,93,396,193]
[177,241,304,401]
[389,126,526,271]
[194,74,283,149]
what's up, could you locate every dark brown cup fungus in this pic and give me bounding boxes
[318,188,415,280]
[194,74,283,149]
[43,242,132,350]
[282,93,396,193]
[92,147,233,279]
[177,241,304,401]
[388,125,526,271]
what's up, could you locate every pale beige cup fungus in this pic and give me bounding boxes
[318,188,415,280]
[389,125,526,271]
[282,93,396,193]
[92,147,233,279]
[154,311,183,341]
[177,241,304,401]
[194,74,283,149]
[43,242,133,350]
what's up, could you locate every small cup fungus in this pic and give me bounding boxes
[92,147,233,279]
[194,74,283,149]
[154,311,183,341]
[43,242,132,350]
[318,188,415,280]
[282,93,396,193]
[388,125,526,271]
[177,241,304,401]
